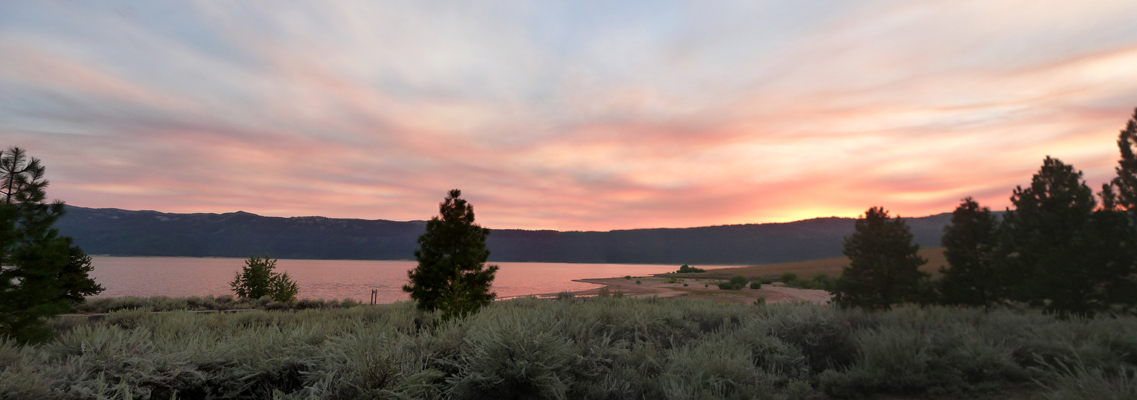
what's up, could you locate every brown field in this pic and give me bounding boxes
[665,246,948,280]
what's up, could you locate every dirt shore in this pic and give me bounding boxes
[557,275,832,304]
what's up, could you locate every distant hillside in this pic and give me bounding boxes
[56,206,957,265]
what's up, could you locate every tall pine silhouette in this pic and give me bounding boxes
[834,207,928,310]
[0,147,103,341]
[403,189,498,319]
[938,198,1000,308]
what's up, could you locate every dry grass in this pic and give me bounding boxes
[674,247,947,280]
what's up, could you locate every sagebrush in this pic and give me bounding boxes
[2,298,1135,399]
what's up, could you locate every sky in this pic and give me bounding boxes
[2,1,1137,231]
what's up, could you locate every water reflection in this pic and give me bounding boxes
[89,257,694,303]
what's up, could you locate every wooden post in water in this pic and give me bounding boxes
[370,289,377,305]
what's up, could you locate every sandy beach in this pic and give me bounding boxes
[517,274,832,304]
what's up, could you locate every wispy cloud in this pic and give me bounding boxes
[2,1,1136,230]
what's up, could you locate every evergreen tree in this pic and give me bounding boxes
[998,157,1116,314]
[1099,108,1137,307]
[1083,198,1137,308]
[0,147,103,341]
[938,198,1000,308]
[403,189,498,319]
[833,206,928,310]
[1113,108,1137,210]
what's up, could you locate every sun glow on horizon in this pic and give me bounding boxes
[3,1,1137,231]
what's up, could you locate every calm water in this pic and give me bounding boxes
[89,257,688,303]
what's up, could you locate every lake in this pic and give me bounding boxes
[89,256,695,303]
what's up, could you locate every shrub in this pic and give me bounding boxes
[4,299,1137,399]
[761,278,773,285]
[612,290,624,298]
[718,276,749,290]
[557,291,575,301]
[683,283,688,287]
[1036,361,1137,400]
[598,287,610,297]
[624,275,631,280]
[749,281,762,290]
[231,255,299,303]
[781,272,799,283]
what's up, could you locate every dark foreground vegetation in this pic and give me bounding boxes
[3,298,1136,400]
[72,295,366,314]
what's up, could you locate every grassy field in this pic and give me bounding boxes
[3,297,1135,399]
[673,247,948,280]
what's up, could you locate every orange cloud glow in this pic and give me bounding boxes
[2,1,1137,231]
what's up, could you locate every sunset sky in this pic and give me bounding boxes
[3,1,1137,231]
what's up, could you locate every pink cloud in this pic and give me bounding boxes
[3,1,1137,231]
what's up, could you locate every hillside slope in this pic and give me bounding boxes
[57,206,957,265]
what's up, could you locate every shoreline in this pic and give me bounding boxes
[521,274,832,305]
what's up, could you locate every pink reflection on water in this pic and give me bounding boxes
[88,257,702,303]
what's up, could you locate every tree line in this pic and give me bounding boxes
[833,108,1137,315]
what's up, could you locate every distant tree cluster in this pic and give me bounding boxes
[676,264,706,273]
[834,108,1137,315]
[0,147,103,342]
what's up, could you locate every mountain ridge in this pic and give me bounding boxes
[56,206,958,265]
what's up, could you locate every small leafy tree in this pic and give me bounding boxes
[833,207,928,310]
[0,147,103,341]
[403,189,498,320]
[230,255,298,302]
[937,197,1001,308]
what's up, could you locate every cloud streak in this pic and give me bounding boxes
[2,1,1137,230]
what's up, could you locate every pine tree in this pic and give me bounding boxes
[403,189,498,319]
[0,147,103,341]
[833,206,928,310]
[937,198,1001,308]
[1113,108,1137,210]
[999,157,1111,315]
[1099,108,1137,307]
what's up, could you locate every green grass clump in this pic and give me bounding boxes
[750,281,762,290]
[2,299,1135,399]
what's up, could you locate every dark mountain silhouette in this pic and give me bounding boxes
[56,206,959,265]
